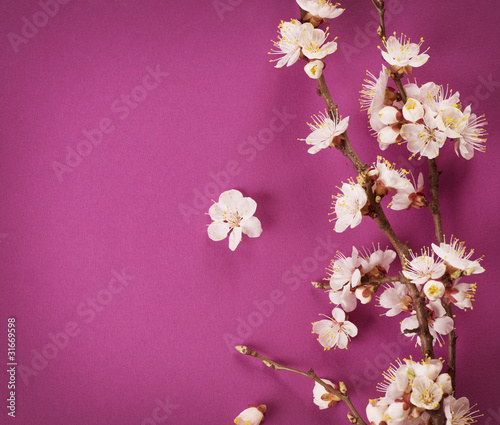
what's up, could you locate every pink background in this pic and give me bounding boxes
[1,0,499,423]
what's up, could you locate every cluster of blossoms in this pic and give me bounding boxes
[331,157,426,233]
[379,237,483,346]
[362,62,487,159]
[366,358,478,424]
[231,1,488,423]
[312,245,395,349]
[270,1,344,79]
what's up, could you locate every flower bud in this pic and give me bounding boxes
[366,167,379,180]
[234,405,266,425]
[423,280,445,301]
[378,106,400,125]
[235,345,249,354]
[339,381,347,395]
[355,286,373,304]
[436,373,453,396]
[386,401,410,423]
[313,379,341,410]
[366,399,388,425]
[304,60,324,79]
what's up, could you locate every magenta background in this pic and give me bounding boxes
[1,0,499,424]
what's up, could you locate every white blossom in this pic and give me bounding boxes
[269,20,303,68]
[378,282,411,317]
[299,23,338,60]
[381,33,429,73]
[331,181,368,233]
[297,0,345,21]
[455,106,487,160]
[234,406,266,425]
[207,190,262,251]
[312,307,358,350]
[403,248,446,287]
[390,172,426,211]
[401,301,453,346]
[444,396,480,425]
[401,99,447,159]
[304,59,325,79]
[431,237,484,275]
[299,111,349,154]
[410,376,443,410]
[423,280,445,301]
[445,280,476,310]
[313,379,340,409]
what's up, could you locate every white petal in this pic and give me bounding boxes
[236,197,257,218]
[331,307,346,322]
[207,222,230,241]
[240,217,262,238]
[208,202,225,221]
[403,98,424,122]
[229,227,242,251]
[219,189,243,209]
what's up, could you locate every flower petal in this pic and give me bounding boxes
[228,227,242,251]
[207,222,230,241]
[236,197,257,218]
[240,216,263,238]
[219,189,243,209]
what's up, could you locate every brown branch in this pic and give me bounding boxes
[427,159,444,245]
[235,346,367,425]
[370,0,386,41]
[442,301,457,390]
[314,275,402,291]
[315,74,435,360]
[369,0,408,103]
[427,158,456,391]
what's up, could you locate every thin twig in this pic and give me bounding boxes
[427,158,456,391]
[235,346,367,425]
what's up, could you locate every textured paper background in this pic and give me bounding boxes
[1,0,499,423]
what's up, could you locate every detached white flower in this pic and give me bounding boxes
[410,376,443,410]
[299,23,338,60]
[304,59,325,79]
[382,33,429,74]
[207,190,262,251]
[297,0,345,22]
[313,379,341,409]
[403,248,446,287]
[312,307,358,350]
[269,20,303,68]
[234,405,266,425]
[331,181,368,233]
[299,111,349,154]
